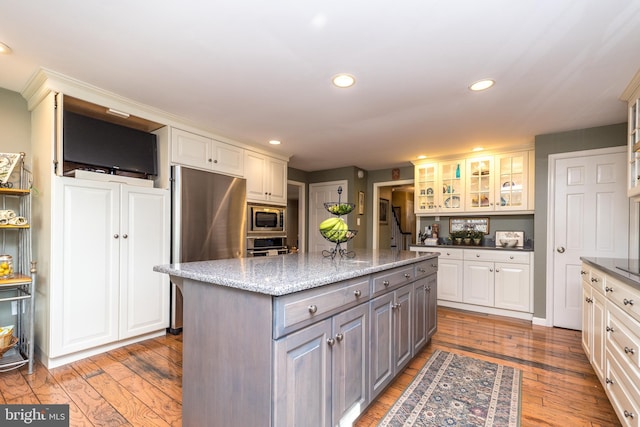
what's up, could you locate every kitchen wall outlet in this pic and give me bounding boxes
[357,217,360,226]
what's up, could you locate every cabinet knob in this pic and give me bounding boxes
[605,286,613,293]
[327,338,335,346]
[606,326,614,333]
[624,410,635,419]
[490,268,494,272]
[585,297,593,303]
[624,346,635,355]
[476,254,480,257]
[431,263,437,268]
[606,378,614,385]
[426,286,431,292]
[509,256,514,260]
[392,303,401,310]
[591,277,598,283]
[114,234,119,239]
[213,159,218,164]
[383,280,390,287]
[404,273,411,279]
[417,267,426,273]
[208,158,213,163]
[308,304,318,314]
[624,298,634,306]
[580,270,587,275]
[354,289,361,297]
[335,333,344,342]
[495,268,500,273]
[122,234,128,239]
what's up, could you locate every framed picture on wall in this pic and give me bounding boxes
[379,198,389,224]
[358,191,365,215]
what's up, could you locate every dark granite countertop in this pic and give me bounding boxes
[581,257,640,291]
[410,243,534,252]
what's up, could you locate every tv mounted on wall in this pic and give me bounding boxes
[63,110,158,176]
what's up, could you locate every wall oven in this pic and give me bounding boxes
[247,236,288,257]
[248,204,285,235]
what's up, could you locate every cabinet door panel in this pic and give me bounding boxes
[395,284,413,371]
[437,259,463,302]
[413,279,428,353]
[332,304,369,426]
[171,129,212,170]
[426,274,438,339]
[274,319,332,427]
[53,179,120,356]
[369,292,394,399]
[463,262,493,306]
[119,187,170,338]
[494,263,530,312]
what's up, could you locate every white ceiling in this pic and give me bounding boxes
[1,1,640,172]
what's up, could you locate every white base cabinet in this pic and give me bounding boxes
[50,178,169,361]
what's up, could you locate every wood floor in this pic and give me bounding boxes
[0,307,620,426]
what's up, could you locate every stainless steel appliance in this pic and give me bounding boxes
[247,203,285,235]
[247,236,288,257]
[170,165,246,333]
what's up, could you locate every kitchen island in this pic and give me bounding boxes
[154,249,439,427]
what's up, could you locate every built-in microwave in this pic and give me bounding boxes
[248,204,285,235]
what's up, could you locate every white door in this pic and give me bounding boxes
[551,148,628,330]
[119,186,170,338]
[308,181,348,253]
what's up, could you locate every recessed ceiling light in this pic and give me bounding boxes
[332,74,356,88]
[417,155,427,160]
[469,79,495,91]
[472,147,484,152]
[269,140,281,145]
[0,42,12,55]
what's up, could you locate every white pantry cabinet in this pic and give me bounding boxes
[171,128,244,176]
[244,150,288,205]
[50,178,169,359]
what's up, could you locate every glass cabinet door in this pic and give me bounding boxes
[415,163,438,213]
[466,157,493,211]
[629,99,640,197]
[495,152,528,211]
[438,160,464,212]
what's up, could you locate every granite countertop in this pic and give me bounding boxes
[581,257,640,291]
[154,249,440,296]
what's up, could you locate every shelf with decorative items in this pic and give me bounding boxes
[0,153,36,374]
[319,186,358,259]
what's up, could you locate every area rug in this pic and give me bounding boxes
[378,349,521,426]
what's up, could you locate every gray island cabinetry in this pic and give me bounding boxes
[155,249,439,427]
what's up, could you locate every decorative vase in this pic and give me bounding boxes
[454,238,462,245]
[473,238,482,246]
[463,238,471,245]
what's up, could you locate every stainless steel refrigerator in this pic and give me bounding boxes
[170,165,246,333]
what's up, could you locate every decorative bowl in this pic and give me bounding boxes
[324,202,355,215]
[320,229,358,243]
[500,238,518,248]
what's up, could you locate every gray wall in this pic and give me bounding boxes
[533,123,627,318]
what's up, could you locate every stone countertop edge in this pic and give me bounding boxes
[581,256,640,291]
[154,249,440,296]
[409,243,534,252]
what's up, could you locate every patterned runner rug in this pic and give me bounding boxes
[378,349,521,426]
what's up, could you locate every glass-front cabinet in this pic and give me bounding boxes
[414,161,464,213]
[465,157,493,211]
[415,163,438,213]
[495,152,528,211]
[628,98,640,198]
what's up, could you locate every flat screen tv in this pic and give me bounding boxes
[63,110,158,176]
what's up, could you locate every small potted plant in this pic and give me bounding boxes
[470,230,484,246]
[462,230,472,246]
[450,230,465,245]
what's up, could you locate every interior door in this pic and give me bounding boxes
[552,148,628,330]
[308,181,348,253]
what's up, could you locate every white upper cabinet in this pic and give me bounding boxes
[495,152,529,211]
[465,156,494,212]
[622,69,640,199]
[171,128,244,177]
[414,160,464,214]
[245,150,287,205]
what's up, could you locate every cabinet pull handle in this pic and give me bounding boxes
[585,297,593,303]
[606,378,614,385]
[383,280,390,287]
[404,273,411,279]
[606,326,614,333]
[114,234,119,239]
[392,303,401,310]
[624,346,635,355]
[327,338,335,346]
[354,289,361,297]
[605,286,613,293]
[417,268,426,273]
[591,277,598,283]
[431,263,437,268]
[426,286,431,292]
[308,304,318,314]
[335,333,344,342]
[624,298,634,306]
[624,410,634,419]
[580,270,587,275]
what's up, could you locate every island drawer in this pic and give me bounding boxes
[371,266,414,295]
[414,258,438,279]
[273,277,370,338]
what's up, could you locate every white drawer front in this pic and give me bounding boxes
[463,249,530,264]
[607,301,640,373]
[606,349,640,427]
[607,276,640,324]
[437,248,463,260]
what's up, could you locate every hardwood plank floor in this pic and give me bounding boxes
[0,307,620,426]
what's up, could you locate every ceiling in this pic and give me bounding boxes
[1,1,640,172]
